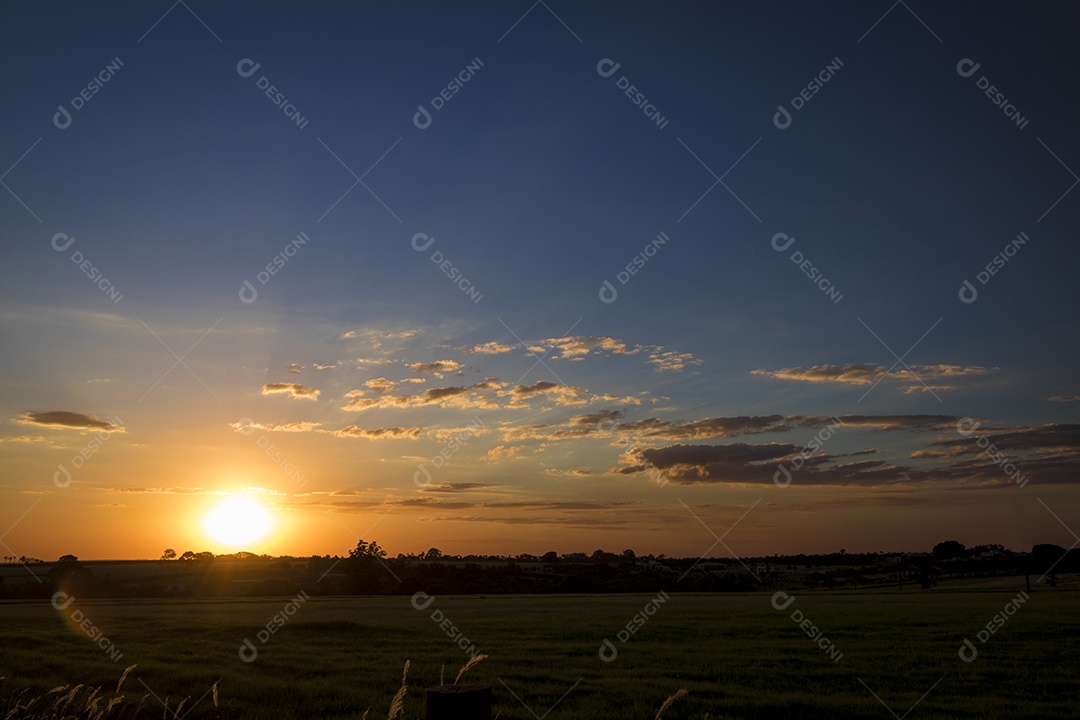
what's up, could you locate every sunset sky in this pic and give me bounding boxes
[2,2,1078,561]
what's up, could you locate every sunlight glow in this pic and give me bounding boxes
[202,496,274,548]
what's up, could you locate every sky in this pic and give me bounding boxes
[1,1,1078,561]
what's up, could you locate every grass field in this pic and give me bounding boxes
[1,581,1077,719]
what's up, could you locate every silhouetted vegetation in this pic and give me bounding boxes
[1,540,1072,600]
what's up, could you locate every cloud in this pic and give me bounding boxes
[482,445,524,462]
[571,410,624,426]
[504,382,639,409]
[900,384,957,394]
[648,350,703,373]
[19,411,124,432]
[504,412,956,445]
[545,468,594,477]
[313,362,339,370]
[262,383,320,400]
[753,363,996,393]
[460,335,702,375]
[286,363,303,374]
[0,434,68,447]
[791,414,956,431]
[230,419,419,441]
[925,423,1080,485]
[433,423,488,442]
[1046,395,1080,403]
[615,415,788,440]
[545,336,635,359]
[753,364,883,385]
[463,341,517,355]
[230,420,323,434]
[363,377,397,393]
[614,422,1080,488]
[616,442,902,486]
[420,482,496,493]
[508,381,591,406]
[406,360,462,378]
[331,426,421,440]
[342,328,418,340]
[343,380,503,412]
[100,486,206,494]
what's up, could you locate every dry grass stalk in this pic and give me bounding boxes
[387,660,409,719]
[453,654,488,685]
[655,688,688,720]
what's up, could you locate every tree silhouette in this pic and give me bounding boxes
[932,540,965,560]
[347,539,389,593]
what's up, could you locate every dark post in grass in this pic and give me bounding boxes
[426,684,491,720]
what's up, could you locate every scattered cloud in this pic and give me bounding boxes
[262,383,320,400]
[545,468,594,477]
[482,445,525,462]
[613,421,1080,487]
[343,379,504,412]
[406,360,462,378]
[753,363,996,394]
[649,350,703,373]
[230,420,322,434]
[433,424,489,442]
[459,335,699,373]
[364,377,397,393]
[331,426,421,440]
[100,486,207,494]
[230,419,418,441]
[791,415,956,431]
[463,341,516,355]
[420,482,496,494]
[0,434,68,447]
[286,363,303,374]
[18,411,124,432]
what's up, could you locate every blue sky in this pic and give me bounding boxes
[2,2,1078,559]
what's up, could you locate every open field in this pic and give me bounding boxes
[1,582,1078,719]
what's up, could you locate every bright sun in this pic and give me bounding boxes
[202,496,274,548]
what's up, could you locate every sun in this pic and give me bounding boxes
[202,496,274,548]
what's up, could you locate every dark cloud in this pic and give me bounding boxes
[406,360,462,377]
[19,411,124,432]
[420,482,496,494]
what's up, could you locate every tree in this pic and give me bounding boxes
[346,540,390,594]
[349,540,387,562]
[1031,543,1069,586]
[49,555,90,585]
[179,551,197,561]
[160,548,177,561]
[423,547,443,561]
[932,540,965,560]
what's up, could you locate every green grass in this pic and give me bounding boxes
[1,585,1077,719]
